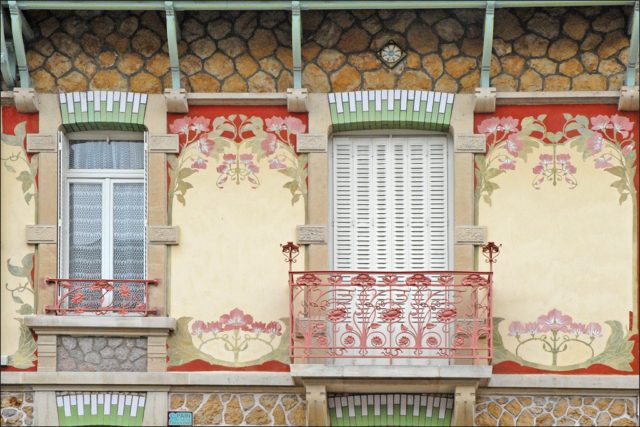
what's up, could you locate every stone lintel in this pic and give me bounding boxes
[474,87,496,113]
[13,87,39,113]
[164,88,188,113]
[618,86,640,111]
[297,133,327,153]
[148,134,179,153]
[26,133,57,153]
[455,226,487,245]
[148,226,179,245]
[26,225,56,244]
[287,88,309,112]
[451,385,476,427]
[454,133,486,153]
[23,315,176,336]
[296,225,326,244]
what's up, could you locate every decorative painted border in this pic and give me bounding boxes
[58,91,148,133]
[56,392,146,427]
[328,90,455,132]
[328,394,453,426]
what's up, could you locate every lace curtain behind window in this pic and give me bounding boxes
[69,141,143,169]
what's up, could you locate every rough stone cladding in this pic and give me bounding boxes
[474,395,638,426]
[0,392,34,426]
[56,336,147,372]
[18,6,636,93]
[169,392,306,426]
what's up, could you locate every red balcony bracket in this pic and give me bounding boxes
[481,241,501,272]
[281,241,300,272]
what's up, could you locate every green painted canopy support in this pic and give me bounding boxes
[1,18,17,87]
[164,1,182,90]
[8,0,29,88]
[291,0,302,89]
[480,1,495,88]
[626,1,639,86]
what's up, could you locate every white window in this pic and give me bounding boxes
[331,134,450,271]
[58,133,147,282]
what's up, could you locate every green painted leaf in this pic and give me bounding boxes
[610,179,627,191]
[29,155,39,177]
[619,193,629,204]
[482,194,492,206]
[291,193,301,205]
[484,168,505,179]
[586,320,633,371]
[562,113,572,121]
[178,168,197,179]
[538,114,547,121]
[604,166,626,178]
[17,304,34,315]
[278,167,299,179]
[12,295,24,304]
[575,115,589,127]
[1,122,26,147]
[4,164,16,173]
[24,193,33,204]
[176,194,186,205]
[6,258,25,278]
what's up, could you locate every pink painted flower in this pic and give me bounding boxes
[594,155,613,169]
[585,322,602,338]
[217,164,229,174]
[499,158,516,170]
[437,308,457,323]
[284,116,306,135]
[537,309,572,332]
[206,321,223,334]
[426,336,438,347]
[248,163,260,173]
[477,117,500,134]
[317,336,327,346]
[220,308,254,331]
[169,117,191,135]
[190,116,211,134]
[610,115,634,137]
[590,115,610,131]
[382,308,403,322]
[269,158,287,169]
[556,154,577,174]
[266,321,282,337]
[622,144,634,156]
[251,321,267,334]
[539,154,553,163]
[568,322,586,336]
[499,117,519,133]
[371,336,383,347]
[398,336,410,347]
[509,321,525,336]
[261,133,278,156]
[223,153,237,162]
[191,158,208,169]
[532,164,544,174]
[587,133,604,154]
[524,322,539,335]
[328,307,347,322]
[266,116,286,132]
[240,153,254,163]
[505,134,523,157]
[197,136,215,155]
[566,163,577,174]
[191,320,207,336]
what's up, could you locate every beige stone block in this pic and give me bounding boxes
[26,133,57,153]
[306,384,329,426]
[297,225,327,244]
[287,88,309,112]
[452,385,476,427]
[474,87,496,113]
[148,226,179,245]
[164,88,188,113]
[297,134,327,153]
[454,134,486,153]
[618,86,639,111]
[36,244,57,314]
[455,226,487,245]
[36,334,57,372]
[148,153,167,225]
[25,225,56,244]
[149,134,179,153]
[13,88,39,113]
[147,244,166,315]
[37,153,58,225]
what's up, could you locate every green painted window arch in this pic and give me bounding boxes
[56,392,146,426]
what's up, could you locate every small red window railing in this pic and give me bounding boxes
[45,278,158,316]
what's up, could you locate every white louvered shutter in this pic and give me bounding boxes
[333,139,355,270]
[426,137,448,270]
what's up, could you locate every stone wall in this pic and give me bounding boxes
[169,392,306,426]
[18,6,636,93]
[57,336,147,372]
[475,395,638,426]
[0,392,34,426]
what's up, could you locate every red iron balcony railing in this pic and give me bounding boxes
[283,242,499,365]
[45,278,158,316]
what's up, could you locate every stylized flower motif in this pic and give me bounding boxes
[169,117,191,135]
[191,158,208,169]
[567,322,586,336]
[537,309,572,332]
[587,133,604,154]
[220,308,254,331]
[454,335,465,347]
[284,116,306,135]
[191,320,207,337]
[524,322,539,335]
[251,321,267,334]
[398,336,410,347]
[437,308,457,322]
[499,117,519,133]
[217,164,229,174]
[261,133,278,156]
[509,321,525,336]
[372,336,383,347]
[266,116,286,132]
[265,321,282,337]
[622,144,634,156]
[426,336,438,347]
[477,117,500,134]
[317,336,327,346]
[207,321,223,334]
[70,293,85,305]
[90,280,112,291]
[190,116,211,133]
[382,308,402,322]
[269,158,287,169]
[343,336,355,346]
[505,134,523,157]
[585,322,602,338]
[248,163,259,173]
[499,158,516,170]
[240,154,254,163]
[610,114,634,137]
[197,136,215,155]
[328,307,347,322]
[594,155,613,169]
[223,153,237,162]
[406,273,431,286]
[590,115,610,131]
[556,154,577,174]
[118,283,130,298]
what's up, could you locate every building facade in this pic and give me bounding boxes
[1,1,638,426]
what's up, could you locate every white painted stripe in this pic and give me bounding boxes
[94,91,100,111]
[63,396,71,417]
[420,395,427,407]
[127,92,134,103]
[125,395,132,407]
[120,92,127,112]
[328,92,335,104]
[112,394,118,405]
[133,92,141,113]
[104,396,111,416]
[328,397,335,408]
[347,396,355,417]
[77,395,84,416]
[374,395,380,416]
[131,396,139,417]
[387,89,394,111]
[381,395,386,405]
[448,92,455,104]
[368,395,373,405]
[355,91,361,102]
[408,90,415,100]
[447,397,454,409]
[88,91,93,102]
[98,394,104,405]
[426,396,433,417]
[73,92,80,103]
[362,91,369,112]
[387,394,393,415]
[336,92,343,113]
[414,91,423,111]
[400,394,407,416]
[100,91,107,102]
[138,396,145,407]
[66,93,74,113]
[107,91,114,112]
[114,91,120,102]
[394,89,401,99]
[381,89,387,100]
[80,92,87,112]
[438,398,447,419]
[57,396,64,407]
[141,93,148,104]
[434,92,441,109]
[348,91,356,113]
[341,396,348,408]
[394,394,400,404]
[70,395,76,406]
[413,395,421,417]
[375,90,382,111]
[362,400,368,416]
[59,93,66,103]
[426,91,434,112]
[400,90,407,111]
[117,395,125,416]
[439,95,447,113]
[335,399,343,418]
[354,395,361,406]
[90,394,97,415]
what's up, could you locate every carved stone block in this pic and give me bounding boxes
[455,226,487,245]
[474,87,496,113]
[164,88,188,113]
[454,133,486,153]
[149,134,179,153]
[287,88,308,112]
[26,133,57,153]
[13,87,39,113]
[26,225,56,244]
[148,226,179,245]
[618,86,639,111]
[297,225,326,244]
[297,133,327,153]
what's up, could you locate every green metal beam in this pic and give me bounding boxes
[1,20,17,87]
[626,1,639,86]
[8,0,29,87]
[480,0,495,88]
[291,0,302,88]
[164,1,181,90]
